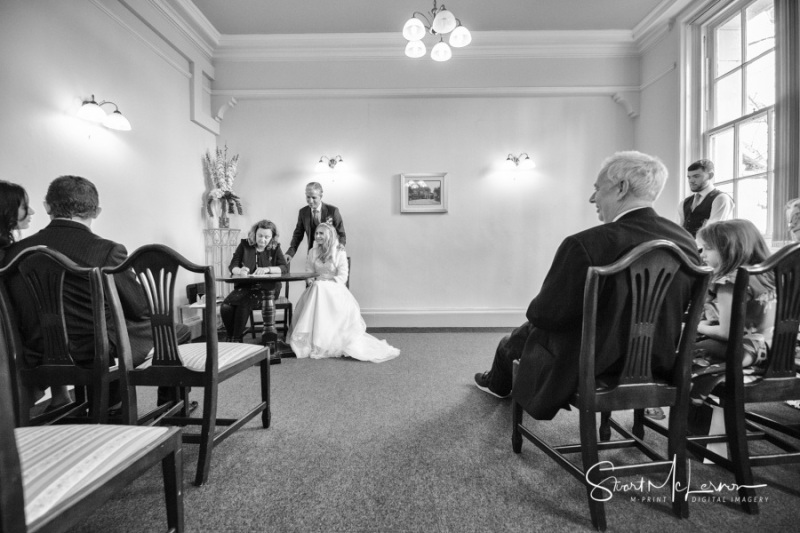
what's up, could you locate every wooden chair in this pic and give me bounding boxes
[511,240,711,531]
[0,246,120,426]
[102,244,271,486]
[670,241,800,514]
[0,262,184,533]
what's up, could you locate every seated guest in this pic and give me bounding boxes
[2,175,191,408]
[289,223,399,363]
[474,151,699,423]
[786,198,800,242]
[221,219,288,342]
[689,219,775,433]
[0,180,36,261]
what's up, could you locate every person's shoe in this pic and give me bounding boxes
[644,407,666,420]
[474,372,510,399]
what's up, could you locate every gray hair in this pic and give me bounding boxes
[599,151,667,202]
[305,182,323,195]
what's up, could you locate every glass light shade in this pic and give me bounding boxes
[431,41,452,62]
[449,25,472,48]
[78,100,106,123]
[102,110,131,131]
[518,154,536,169]
[431,10,457,34]
[405,40,426,58]
[402,18,426,41]
[505,155,517,169]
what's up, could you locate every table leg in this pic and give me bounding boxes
[259,286,281,365]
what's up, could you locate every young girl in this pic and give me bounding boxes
[289,223,399,363]
[689,219,776,432]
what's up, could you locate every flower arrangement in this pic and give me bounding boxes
[205,145,243,219]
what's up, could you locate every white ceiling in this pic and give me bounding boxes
[188,0,668,36]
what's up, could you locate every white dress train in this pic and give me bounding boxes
[289,247,400,363]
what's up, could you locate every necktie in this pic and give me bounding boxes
[313,209,320,225]
[692,193,702,210]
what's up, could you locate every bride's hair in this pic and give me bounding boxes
[315,223,343,264]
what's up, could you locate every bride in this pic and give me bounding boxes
[289,223,400,363]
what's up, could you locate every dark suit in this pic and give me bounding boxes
[494,208,699,420]
[286,203,346,257]
[2,219,185,367]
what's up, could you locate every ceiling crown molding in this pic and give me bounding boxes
[213,30,638,62]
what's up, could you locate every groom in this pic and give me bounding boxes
[285,182,347,262]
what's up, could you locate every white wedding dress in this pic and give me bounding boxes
[289,247,400,363]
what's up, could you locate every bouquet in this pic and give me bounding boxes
[205,145,243,217]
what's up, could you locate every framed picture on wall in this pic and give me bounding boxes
[400,173,448,213]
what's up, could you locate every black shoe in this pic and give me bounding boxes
[474,371,510,399]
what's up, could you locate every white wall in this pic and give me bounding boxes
[0,0,216,275]
[215,54,639,326]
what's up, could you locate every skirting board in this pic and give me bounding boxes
[361,308,526,328]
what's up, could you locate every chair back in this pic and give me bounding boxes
[726,242,800,398]
[103,244,217,371]
[579,240,711,411]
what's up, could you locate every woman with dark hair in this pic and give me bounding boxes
[220,219,288,342]
[289,222,399,363]
[0,180,35,259]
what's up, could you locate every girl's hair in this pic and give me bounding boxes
[0,180,29,248]
[247,219,279,249]
[314,222,343,264]
[697,219,771,278]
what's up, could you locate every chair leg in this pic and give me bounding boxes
[194,383,218,486]
[666,408,689,519]
[260,355,271,428]
[632,409,645,440]
[162,440,185,532]
[724,397,759,514]
[512,400,523,453]
[249,310,257,339]
[580,409,606,531]
[599,412,611,441]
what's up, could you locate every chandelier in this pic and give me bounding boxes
[402,1,472,61]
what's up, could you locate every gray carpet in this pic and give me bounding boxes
[70,332,800,532]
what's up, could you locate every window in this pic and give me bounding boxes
[703,0,775,235]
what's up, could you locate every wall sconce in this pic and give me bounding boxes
[77,95,132,131]
[318,155,344,169]
[505,153,535,169]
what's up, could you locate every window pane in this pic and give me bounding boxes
[735,177,769,233]
[746,0,775,61]
[709,128,735,182]
[739,115,769,177]
[714,71,742,126]
[715,13,742,77]
[745,51,775,113]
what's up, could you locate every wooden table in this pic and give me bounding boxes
[218,272,317,363]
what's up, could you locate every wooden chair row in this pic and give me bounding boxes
[511,240,800,531]
[0,244,273,531]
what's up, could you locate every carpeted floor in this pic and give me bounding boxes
[69,332,800,532]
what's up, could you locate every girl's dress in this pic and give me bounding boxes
[289,246,399,363]
[690,271,776,404]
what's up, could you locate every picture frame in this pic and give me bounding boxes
[400,173,448,213]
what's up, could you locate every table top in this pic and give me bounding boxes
[217,271,318,284]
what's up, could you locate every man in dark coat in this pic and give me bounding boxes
[285,181,346,261]
[3,175,190,406]
[474,151,700,420]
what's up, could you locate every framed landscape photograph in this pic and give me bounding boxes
[400,173,448,213]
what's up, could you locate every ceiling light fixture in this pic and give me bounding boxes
[318,155,343,169]
[402,1,471,61]
[505,153,536,169]
[77,95,132,131]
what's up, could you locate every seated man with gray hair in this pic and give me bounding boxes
[474,151,700,420]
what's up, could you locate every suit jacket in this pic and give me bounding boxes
[287,203,346,257]
[2,219,151,365]
[228,239,288,275]
[512,208,700,420]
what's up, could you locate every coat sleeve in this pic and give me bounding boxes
[526,235,592,332]
[105,242,149,320]
[287,209,306,257]
[331,207,346,246]
[228,241,246,273]
[271,244,289,274]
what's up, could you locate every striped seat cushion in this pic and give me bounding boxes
[17,425,171,525]
[140,342,266,372]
